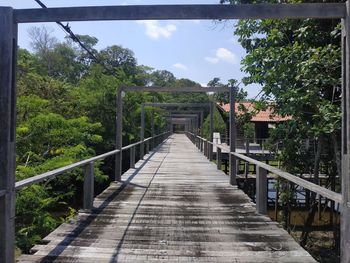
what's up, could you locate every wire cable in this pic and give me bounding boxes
[33,0,113,73]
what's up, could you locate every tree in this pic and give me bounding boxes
[151,70,176,87]
[28,25,58,76]
[207,77,247,104]
[222,0,342,250]
[98,45,137,76]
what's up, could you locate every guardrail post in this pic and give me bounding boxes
[140,105,145,159]
[256,166,267,214]
[0,8,16,263]
[151,109,155,149]
[217,147,222,170]
[141,141,145,160]
[154,137,157,148]
[236,159,240,174]
[115,88,123,182]
[229,86,237,185]
[130,146,135,168]
[204,140,207,157]
[83,162,94,210]
[206,141,209,158]
[209,143,213,161]
[146,140,150,154]
[151,137,155,151]
[244,139,250,178]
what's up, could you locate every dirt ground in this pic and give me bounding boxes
[291,231,340,263]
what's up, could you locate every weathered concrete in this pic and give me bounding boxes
[17,134,315,263]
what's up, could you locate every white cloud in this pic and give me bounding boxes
[173,63,188,70]
[205,48,238,65]
[137,20,177,40]
[205,57,219,64]
[216,48,238,64]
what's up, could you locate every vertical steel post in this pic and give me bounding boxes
[200,111,204,151]
[209,102,214,160]
[244,138,250,178]
[151,108,154,150]
[200,110,204,136]
[140,104,145,159]
[229,87,237,185]
[256,166,267,214]
[146,140,149,154]
[83,162,94,210]
[341,4,350,262]
[0,7,16,262]
[130,146,135,168]
[115,88,123,181]
[217,147,222,170]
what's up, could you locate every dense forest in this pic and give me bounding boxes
[15,26,228,253]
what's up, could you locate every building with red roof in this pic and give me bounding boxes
[217,102,291,142]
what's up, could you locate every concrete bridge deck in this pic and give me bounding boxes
[18,134,315,263]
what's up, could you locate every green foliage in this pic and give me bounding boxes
[243,123,255,140]
[202,107,226,140]
[222,0,341,180]
[16,185,59,253]
[16,27,211,254]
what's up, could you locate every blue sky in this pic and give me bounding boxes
[4,0,262,98]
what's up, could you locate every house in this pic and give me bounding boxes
[217,102,291,143]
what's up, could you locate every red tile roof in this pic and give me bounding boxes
[218,102,291,122]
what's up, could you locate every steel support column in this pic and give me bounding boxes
[140,104,145,159]
[229,87,237,185]
[115,89,123,181]
[0,7,16,263]
[341,3,350,262]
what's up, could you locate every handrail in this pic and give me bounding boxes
[232,152,342,204]
[186,132,343,204]
[15,131,170,191]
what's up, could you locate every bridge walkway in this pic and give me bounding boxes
[18,134,315,262]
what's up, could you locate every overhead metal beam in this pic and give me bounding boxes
[125,86,228,93]
[167,114,199,117]
[14,3,346,23]
[144,103,210,107]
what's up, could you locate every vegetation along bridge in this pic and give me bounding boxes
[17,133,316,263]
[1,2,350,263]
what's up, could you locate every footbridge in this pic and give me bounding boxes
[18,134,316,263]
[2,3,350,262]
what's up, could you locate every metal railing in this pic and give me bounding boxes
[186,132,342,215]
[15,131,171,210]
